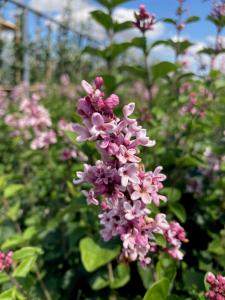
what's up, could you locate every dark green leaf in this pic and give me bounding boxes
[91,10,113,29]
[143,277,170,300]
[152,61,178,79]
[169,202,187,223]
[185,16,200,24]
[164,18,176,25]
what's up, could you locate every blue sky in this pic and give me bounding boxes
[1,0,223,47]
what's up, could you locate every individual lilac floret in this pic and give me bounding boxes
[73,77,187,266]
[0,251,13,272]
[205,272,225,300]
[134,5,156,33]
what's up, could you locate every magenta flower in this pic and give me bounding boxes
[205,272,225,300]
[134,4,156,33]
[73,77,186,265]
[0,251,13,272]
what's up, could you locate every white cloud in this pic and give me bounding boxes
[29,0,164,43]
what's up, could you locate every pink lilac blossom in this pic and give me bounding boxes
[73,77,187,266]
[0,251,13,271]
[205,272,225,300]
[179,92,205,118]
[134,5,156,33]
[5,93,57,149]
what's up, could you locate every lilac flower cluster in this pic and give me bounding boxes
[205,272,225,300]
[0,251,13,272]
[73,77,187,266]
[5,93,57,149]
[134,5,156,33]
[179,92,205,118]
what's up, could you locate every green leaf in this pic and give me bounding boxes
[0,272,9,284]
[113,21,133,33]
[168,39,192,54]
[1,236,24,250]
[143,277,170,300]
[64,131,76,144]
[137,264,153,289]
[107,42,131,60]
[120,65,147,79]
[199,48,215,56]
[154,233,167,248]
[83,46,106,59]
[102,74,117,94]
[151,40,170,50]
[152,61,178,79]
[22,226,38,241]
[110,263,130,289]
[164,18,176,25]
[208,239,224,255]
[95,0,132,9]
[185,16,200,24]
[13,247,43,261]
[91,10,113,29]
[4,184,24,198]
[79,237,120,272]
[0,288,26,300]
[111,0,133,8]
[13,256,37,278]
[182,269,204,291]
[162,188,181,202]
[90,270,109,290]
[131,37,147,50]
[169,203,187,223]
[156,254,177,283]
[7,201,20,221]
[0,288,14,300]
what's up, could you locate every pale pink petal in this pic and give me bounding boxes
[81,80,94,94]
[92,113,104,126]
[123,103,135,117]
[131,191,141,201]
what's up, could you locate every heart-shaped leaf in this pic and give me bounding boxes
[79,237,120,272]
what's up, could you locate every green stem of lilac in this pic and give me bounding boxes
[108,263,117,300]
[142,32,153,102]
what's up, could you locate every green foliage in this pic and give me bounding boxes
[143,278,170,300]
[79,237,120,272]
[152,62,178,79]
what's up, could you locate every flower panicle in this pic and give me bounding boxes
[73,77,187,266]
